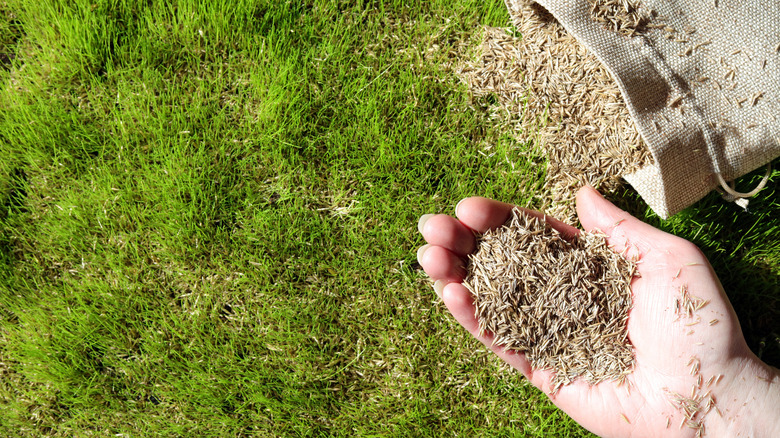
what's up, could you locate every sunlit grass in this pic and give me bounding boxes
[0,0,776,436]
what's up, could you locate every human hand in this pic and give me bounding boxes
[417,186,779,437]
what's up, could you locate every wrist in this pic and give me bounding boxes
[704,356,780,437]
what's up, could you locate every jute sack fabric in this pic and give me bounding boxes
[506,0,780,218]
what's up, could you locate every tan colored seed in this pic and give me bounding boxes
[685,317,702,326]
[464,208,636,391]
[458,2,653,223]
[750,92,763,106]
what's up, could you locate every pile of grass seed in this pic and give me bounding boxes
[587,0,648,36]
[457,0,653,223]
[463,208,636,391]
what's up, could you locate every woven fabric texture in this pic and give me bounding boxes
[508,0,779,218]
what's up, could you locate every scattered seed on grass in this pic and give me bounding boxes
[460,1,653,222]
[463,208,636,391]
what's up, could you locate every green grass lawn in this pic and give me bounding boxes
[0,0,777,436]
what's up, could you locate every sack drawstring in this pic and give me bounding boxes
[715,163,772,210]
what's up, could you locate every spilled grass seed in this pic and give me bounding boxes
[665,349,722,435]
[587,0,649,37]
[460,1,653,223]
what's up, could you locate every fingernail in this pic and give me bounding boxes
[416,244,431,263]
[433,279,445,298]
[455,198,466,217]
[417,214,434,234]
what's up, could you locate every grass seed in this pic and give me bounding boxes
[587,0,650,36]
[458,1,653,222]
[463,208,636,390]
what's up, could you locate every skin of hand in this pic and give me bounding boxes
[417,186,779,438]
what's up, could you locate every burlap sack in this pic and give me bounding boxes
[506,0,779,218]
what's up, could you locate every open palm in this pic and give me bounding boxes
[417,187,774,437]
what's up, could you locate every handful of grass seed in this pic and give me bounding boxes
[463,208,636,392]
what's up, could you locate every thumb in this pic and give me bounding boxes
[575,186,671,257]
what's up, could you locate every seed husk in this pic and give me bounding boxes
[587,0,650,36]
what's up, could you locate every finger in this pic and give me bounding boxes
[441,282,533,378]
[432,279,448,298]
[417,244,467,282]
[418,214,476,256]
[454,197,515,233]
[575,186,682,256]
[456,197,579,239]
[442,280,591,399]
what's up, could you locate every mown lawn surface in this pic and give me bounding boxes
[0,0,777,436]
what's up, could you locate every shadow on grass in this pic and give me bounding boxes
[0,167,27,271]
